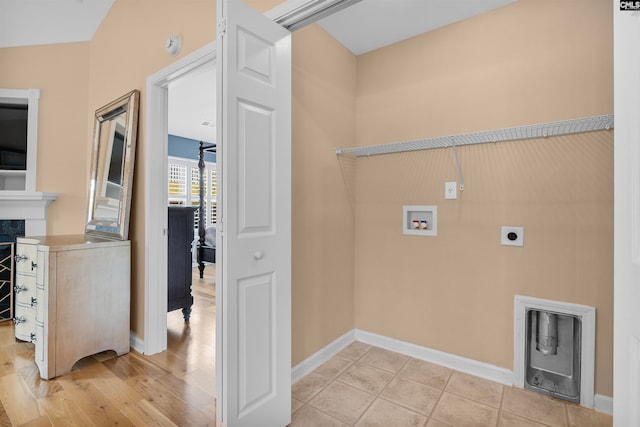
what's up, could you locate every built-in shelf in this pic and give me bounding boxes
[0,170,27,191]
[403,205,437,236]
[336,114,614,158]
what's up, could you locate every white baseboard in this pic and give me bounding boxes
[290,328,614,415]
[290,328,512,386]
[354,329,514,386]
[291,329,355,383]
[125,324,615,416]
[594,394,613,415]
[130,332,144,354]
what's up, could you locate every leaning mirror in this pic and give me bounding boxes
[85,90,139,240]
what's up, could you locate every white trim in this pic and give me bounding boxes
[290,328,613,415]
[0,191,57,235]
[25,89,39,193]
[129,332,144,354]
[336,114,614,158]
[513,295,596,408]
[290,328,513,386]
[355,329,514,386]
[291,329,355,383]
[266,0,362,31]
[595,394,614,415]
[144,42,217,356]
[0,88,40,192]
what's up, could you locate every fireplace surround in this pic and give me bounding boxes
[0,191,57,236]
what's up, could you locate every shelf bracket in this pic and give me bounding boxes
[451,139,464,192]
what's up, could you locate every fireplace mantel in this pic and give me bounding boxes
[0,191,57,235]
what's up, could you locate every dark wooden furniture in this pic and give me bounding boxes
[168,206,196,321]
[197,141,217,278]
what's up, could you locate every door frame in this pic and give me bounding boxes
[142,0,354,357]
[613,3,640,424]
[144,42,216,355]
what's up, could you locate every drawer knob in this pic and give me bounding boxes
[15,254,27,263]
[30,297,37,308]
[31,261,37,271]
[30,333,36,343]
[14,285,27,294]
[13,316,25,325]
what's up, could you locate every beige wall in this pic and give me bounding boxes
[291,24,356,365]
[353,0,613,396]
[87,0,289,341]
[0,42,91,235]
[0,0,614,398]
[87,0,217,332]
[0,0,354,365]
[1,1,219,334]
[86,0,355,350]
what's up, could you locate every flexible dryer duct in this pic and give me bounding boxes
[536,311,558,356]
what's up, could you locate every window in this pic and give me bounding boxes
[167,156,217,231]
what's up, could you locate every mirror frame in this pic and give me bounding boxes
[85,89,140,240]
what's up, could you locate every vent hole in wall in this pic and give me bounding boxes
[525,309,581,403]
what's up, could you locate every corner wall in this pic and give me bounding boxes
[291,24,357,365]
[0,0,355,359]
[86,0,218,334]
[0,42,91,235]
[353,0,613,396]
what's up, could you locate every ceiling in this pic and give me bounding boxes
[168,64,217,144]
[0,0,114,48]
[0,0,517,143]
[317,0,517,56]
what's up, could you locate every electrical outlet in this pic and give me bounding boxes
[445,181,457,200]
[501,226,524,247]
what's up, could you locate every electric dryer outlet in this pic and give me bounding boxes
[501,226,524,247]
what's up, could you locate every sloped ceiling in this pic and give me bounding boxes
[0,0,114,48]
[317,0,517,55]
[0,0,518,143]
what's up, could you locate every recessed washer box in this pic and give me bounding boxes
[502,226,524,247]
[403,205,437,236]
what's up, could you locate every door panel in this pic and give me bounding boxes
[238,272,275,416]
[237,28,276,83]
[216,0,291,426]
[238,101,273,233]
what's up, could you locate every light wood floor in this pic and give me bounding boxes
[0,265,217,426]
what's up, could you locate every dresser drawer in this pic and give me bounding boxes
[14,274,36,306]
[15,243,37,275]
[14,304,36,342]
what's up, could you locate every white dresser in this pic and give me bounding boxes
[14,234,130,379]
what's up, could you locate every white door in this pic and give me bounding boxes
[614,4,640,426]
[216,0,292,426]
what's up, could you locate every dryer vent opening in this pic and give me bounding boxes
[514,296,595,408]
[525,309,581,403]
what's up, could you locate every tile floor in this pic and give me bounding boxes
[291,342,612,427]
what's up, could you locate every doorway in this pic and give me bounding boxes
[164,62,217,394]
[144,42,216,356]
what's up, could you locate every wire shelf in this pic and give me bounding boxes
[336,114,614,157]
